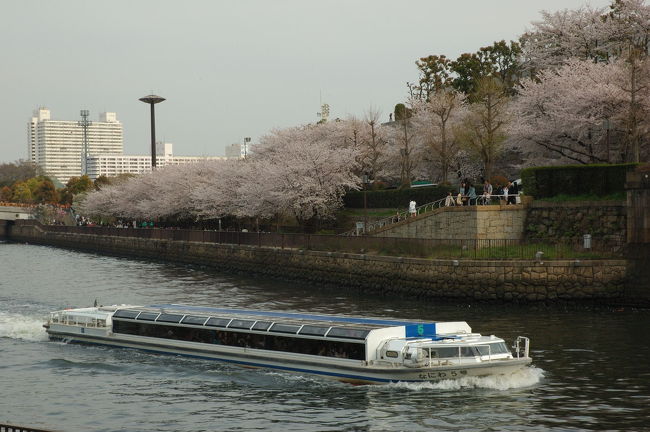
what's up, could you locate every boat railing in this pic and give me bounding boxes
[49,311,107,328]
[513,336,530,359]
[424,347,465,367]
[405,343,517,368]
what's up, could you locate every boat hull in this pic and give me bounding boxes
[46,324,532,384]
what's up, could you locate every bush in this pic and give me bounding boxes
[520,163,639,199]
[343,185,456,209]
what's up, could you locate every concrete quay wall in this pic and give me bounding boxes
[375,205,527,240]
[9,222,631,304]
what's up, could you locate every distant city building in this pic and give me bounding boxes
[28,108,123,184]
[225,142,246,159]
[28,107,227,182]
[86,143,226,180]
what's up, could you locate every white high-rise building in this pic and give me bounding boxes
[225,142,252,159]
[28,108,123,184]
[85,143,226,180]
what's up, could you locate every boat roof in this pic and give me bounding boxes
[114,304,471,338]
[49,304,470,339]
[144,304,431,328]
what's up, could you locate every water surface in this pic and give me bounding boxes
[1,242,648,431]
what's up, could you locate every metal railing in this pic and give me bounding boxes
[341,193,522,236]
[33,222,624,260]
[342,196,451,236]
[514,336,530,359]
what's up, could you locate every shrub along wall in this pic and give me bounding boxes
[343,185,455,209]
[521,163,638,199]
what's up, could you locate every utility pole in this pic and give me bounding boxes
[78,110,91,175]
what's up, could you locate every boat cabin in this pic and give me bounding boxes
[106,304,472,363]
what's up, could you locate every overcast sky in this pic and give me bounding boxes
[1,0,611,163]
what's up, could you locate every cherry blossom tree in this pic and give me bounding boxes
[511,58,649,164]
[520,6,609,71]
[602,0,650,58]
[79,119,361,228]
[79,177,131,219]
[252,122,361,224]
[520,0,650,71]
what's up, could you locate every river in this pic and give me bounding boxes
[1,242,649,431]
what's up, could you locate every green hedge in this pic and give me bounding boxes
[520,163,638,199]
[343,185,456,209]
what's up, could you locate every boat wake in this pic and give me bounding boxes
[0,311,48,342]
[390,366,545,391]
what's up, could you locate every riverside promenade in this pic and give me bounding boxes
[2,171,647,305]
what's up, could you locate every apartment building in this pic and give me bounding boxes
[28,108,123,184]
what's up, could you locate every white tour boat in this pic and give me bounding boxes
[44,304,532,384]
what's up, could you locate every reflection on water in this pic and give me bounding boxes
[1,242,649,431]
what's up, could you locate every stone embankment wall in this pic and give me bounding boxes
[525,201,626,242]
[9,222,630,304]
[0,220,8,239]
[374,205,527,240]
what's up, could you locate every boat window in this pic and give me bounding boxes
[205,317,231,328]
[429,347,459,358]
[157,313,184,324]
[181,315,209,326]
[136,312,159,321]
[326,327,370,340]
[113,309,140,319]
[475,343,509,356]
[228,319,255,330]
[488,342,509,354]
[299,325,329,336]
[460,347,477,357]
[269,323,301,334]
[111,321,366,360]
[252,321,272,331]
[385,350,399,358]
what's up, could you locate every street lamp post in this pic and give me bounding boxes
[139,94,165,168]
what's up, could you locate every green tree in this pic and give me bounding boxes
[408,55,452,100]
[1,186,12,201]
[450,40,522,96]
[66,175,94,195]
[34,178,59,204]
[11,182,33,203]
[450,52,492,95]
[394,103,412,121]
[455,77,510,179]
[60,175,94,205]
